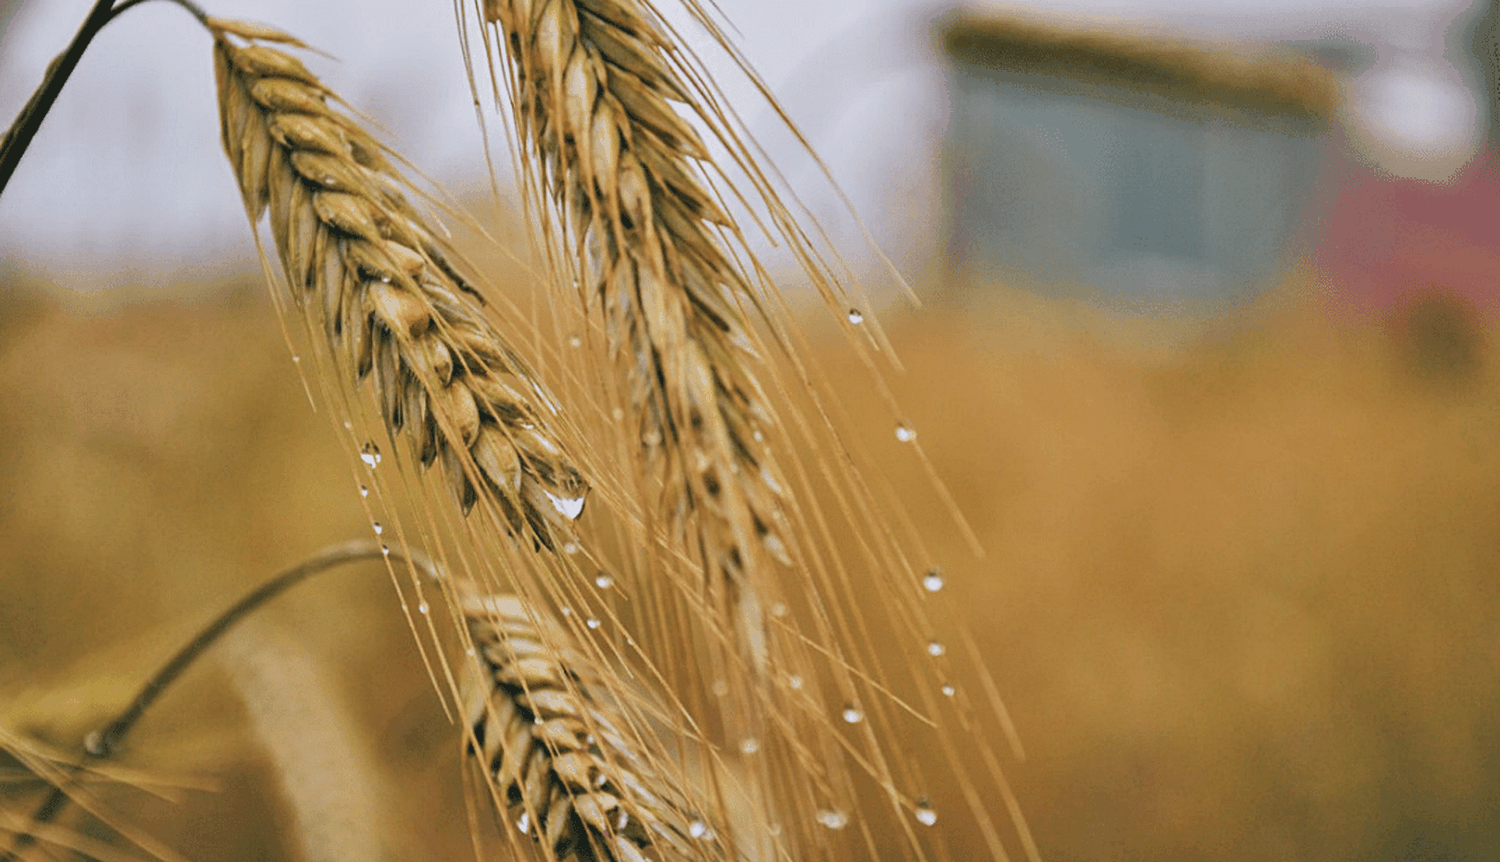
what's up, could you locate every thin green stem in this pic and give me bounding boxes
[2,539,439,861]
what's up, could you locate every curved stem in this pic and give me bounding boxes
[2,539,440,861]
[0,0,115,197]
[0,0,211,199]
[108,0,209,26]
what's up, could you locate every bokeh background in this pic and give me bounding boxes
[3,0,1500,860]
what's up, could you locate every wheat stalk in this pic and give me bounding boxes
[461,588,731,862]
[210,17,587,550]
[481,0,795,653]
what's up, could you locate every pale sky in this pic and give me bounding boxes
[0,0,1487,290]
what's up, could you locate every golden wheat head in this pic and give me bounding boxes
[210,17,587,550]
[461,588,733,862]
[483,0,795,634]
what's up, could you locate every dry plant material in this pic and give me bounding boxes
[210,17,587,549]
[482,0,793,649]
[461,589,729,862]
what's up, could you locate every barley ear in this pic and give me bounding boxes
[461,588,733,862]
[485,0,794,670]
[209,17,588,550]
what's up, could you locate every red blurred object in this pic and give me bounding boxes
[1314,147,1500,320]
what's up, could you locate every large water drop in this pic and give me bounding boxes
[922,567,945,592]
[816,809,849,830]
[895,423,916,442]
[915,798,937,826]
[544,491,586,520]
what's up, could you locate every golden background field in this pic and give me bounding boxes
[2,262,1497,859]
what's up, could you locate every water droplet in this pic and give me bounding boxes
[585,617,600,629]
[594,573,614,589]
[465,647,476,657]
[922,568,945,592]
[895,423,917,442]
[291,354,301,364]
[380,544,391,557]
[568,334,582,348]
[372,521,384,535]
[915,798,937,826]
[343,420,353,430]
[359,484,370,498]
[739,737,760,754]
[941,684,956,697]
[769,602,788,618]
[516,812,531,834]
[611,407,625,421]
[711,680,730,697]
[84,730,108,757]
[841,704,864,724]
[642,429,663,447]
[816,808,849,830]
[544,491,586,520]
[847,308,864,325]
[927,640,946,657]
[689,820,708,839]
[560,606,572,616]
[563,542,580,555]
[417,602,429,615]
[787,674,804,690]
[360,441,382,467]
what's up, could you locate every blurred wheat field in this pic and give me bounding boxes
[2,262,1498,860]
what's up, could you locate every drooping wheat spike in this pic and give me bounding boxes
[210,17,587,549]
[482,0,795,669]
[461,588,732,862]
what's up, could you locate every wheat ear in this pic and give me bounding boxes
[483,0,793,646]
[461,588,731,862]
[210,17,587,549]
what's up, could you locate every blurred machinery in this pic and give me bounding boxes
[937,8,1343,311]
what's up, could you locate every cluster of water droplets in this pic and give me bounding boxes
[360,440,382,468]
